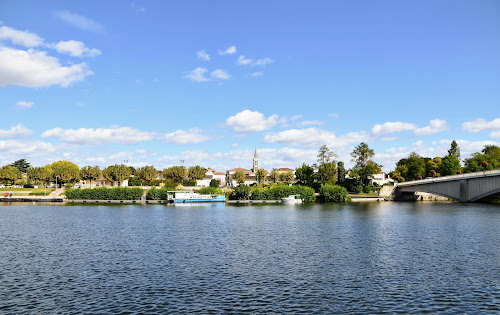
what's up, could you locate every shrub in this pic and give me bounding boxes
[182,179,196,186]
[197,187,223,195]
[363,185,373,193]
[230,185,251,200]
[319,184,351,202]
[249,184,315,202]
[146,187,170,200]
[209,179,219,188]
[65,187,144,200]
[347,179,363,193]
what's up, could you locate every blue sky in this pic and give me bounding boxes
[1,0,499,172]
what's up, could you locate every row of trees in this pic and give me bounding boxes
[390,141,500,182]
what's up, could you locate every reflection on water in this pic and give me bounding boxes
[0,202,499,313]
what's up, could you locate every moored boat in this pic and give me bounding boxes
[281,194,303,204]
[168,191,225,203]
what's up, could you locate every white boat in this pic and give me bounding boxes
[281,194,303,204]
[168,191,225,203]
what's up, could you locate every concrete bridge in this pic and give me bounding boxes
[395,170,500,203]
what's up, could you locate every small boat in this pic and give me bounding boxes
[281,194,303,204]
[168,191,225,203]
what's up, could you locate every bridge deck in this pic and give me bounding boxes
[397,169,500,187]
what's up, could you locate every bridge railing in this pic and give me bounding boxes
[397,169,500,187]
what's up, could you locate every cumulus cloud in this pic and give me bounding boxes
[462,118,500,133]
[237,55,252,65]
[0,47,93,87]
[226,110,279,132]
[41,126,156,145]
[371,121,416,136]
[0,124,32,138]
[184,67,209,82]
[218,45,236,55]
[251,71,263,77]
[211,69,231,80]
[328,113,340,118]
[414,119,448,136]
[264,128,370,149]
[52,40,101,57]
[16,101,33,108]
[0,25,44,47]
[490,131,500,139]
[162,129,212,144]
[254,57,273,66]
[0,140,56,159]
[197,49,209,61]
[54,10,103,32]
[264,128,336,147]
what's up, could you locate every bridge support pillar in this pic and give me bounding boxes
[459,179,468,203]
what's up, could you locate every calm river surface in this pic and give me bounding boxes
[1,202,499,313]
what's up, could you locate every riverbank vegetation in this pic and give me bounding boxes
[65,187,144,200]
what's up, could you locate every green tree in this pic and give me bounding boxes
[163,166,187,183]
[27,165,53,185]
[11,159,31,173]
[426,157,442,177]
[103,164,132,186]
[295,163,315,186]
[255,168,267,186]
[230,184,250,200]
[393,152,425,181]
[269,169,280,183]
[0,165,23,185]
[232,170,246,185]
[80,165,101,188]
[135,166,157,185]
[51,161,80,186]
[188,165,207,184]
[279,171,294,184]
[351,142,374,169]
[316,145,337,184]
[337,161,346,187]
[464,145,500,172]
[448,140,460,160]
[351,142,381,185]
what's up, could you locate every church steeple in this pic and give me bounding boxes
[252,148,259,172]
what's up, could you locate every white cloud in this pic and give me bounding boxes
[251,71,263,77]
[254,57,273,66]
[371,121,416,136]
[0,25,44,47]
[211,69,231,80]
[0,140,56,160]
[184,67,209,82]
[226,110,279,132]
[218,45,236,55]
[0,47,93,87]
[16,101,33,108]
[162,129,211,144]
[490,131,500,139]
[290,115,302,121]
[237,55,252,65]
[300,120,323,127]
[264,128,370,149]
[414,119,447,136]
[0,124,32,138]
[52,40,101,57]
[41,126,156,145]
[462,118,500,133]
[54,10,103,32]
[231,143,239,148]
[328,113,340,118]
[264,128,336,147]
[197,49,210,61]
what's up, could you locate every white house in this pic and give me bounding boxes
[370,171,394,186]
[197,168,226,187]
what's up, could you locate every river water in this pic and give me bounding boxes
[0,202,499,313]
